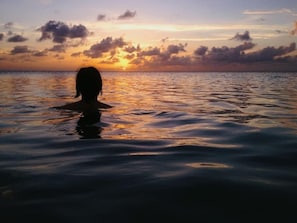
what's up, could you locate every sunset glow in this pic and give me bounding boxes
[1,0,297,71]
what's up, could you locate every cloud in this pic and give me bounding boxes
[194,46,208,56]
[10,45,31,55]
[84,37,127,58]
[243,8,294,15]
[162,37,169,43]
[194,42,255,62]
[100,57,120,64]
[33,50,48,57]
[48,44,66,53]
[163,55,192,66]
[69,25,89,38]
[231,31,252,41]
[138,44,186,58]
[131,43,189,69]
[139,47,161,57]
[118,10,136,20]
[159,44,187,61]
[209,42,255,61]
[124,54,135,60]
[131,42,296,71]
[38,20,89,43]
[129,57,143,65]
[244,42,296,62]
[124,45,141,53]
[192,42,296,64]
[71,52,81,57]
[166,44,187,54]
[7,34,28,42]
[291,21,297,35]
[97,14,106,21]
[4,22,13,29]
[0,33,4,41]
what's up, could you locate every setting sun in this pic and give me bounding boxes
[119,57,129,71]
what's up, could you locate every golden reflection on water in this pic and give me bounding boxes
[1,72,297,141]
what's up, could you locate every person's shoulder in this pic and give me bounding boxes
[53,101,112,111]
[53,101,83,111]
[97,101,112,109]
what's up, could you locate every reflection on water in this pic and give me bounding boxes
[185,162,232,169]
[0,72,297,222]
[76,111,103,139]
[1,72,297,142]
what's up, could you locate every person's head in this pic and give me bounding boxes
[75,67,102,102]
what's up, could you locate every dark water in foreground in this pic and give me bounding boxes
[0,72,297,222]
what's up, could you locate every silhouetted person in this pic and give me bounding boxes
[55,66,111,111]
[55,67,111,138]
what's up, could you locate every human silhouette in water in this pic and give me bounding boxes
[55,67,111,138]
[56,66,111,111]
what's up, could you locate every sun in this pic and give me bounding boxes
[119,58,129,71]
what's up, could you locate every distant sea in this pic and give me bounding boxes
[1,71,297,222]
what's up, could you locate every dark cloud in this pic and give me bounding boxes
[69,25,89,38]
[130,57,143,65]
[244,42,296,62]
[124,54,135,60]
[138,43,186,58]
[132,43,189,68]
[38,20,89,43]
[162,55,192,66]
[191,42,296,65]
[160,44,187,61]
[166,44,186,54]
[118,10,136,20]
[4,22,13,29]
[33,50,48,57]
[0,33,4,41]
[291,21,297,35]
[7,34,28,42]
[97,14,106,21]
[124,45,141,53]
[194,46,208,56]
[137,54,192,69]
[139,47,161,57]
[10,45,31,55]
[48,44,66,53]
[84,37,127,58]
[206,42,256,62]
[231,31,252,41]
[133,42,296,70]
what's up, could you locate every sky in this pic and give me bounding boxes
[0,0,297,71]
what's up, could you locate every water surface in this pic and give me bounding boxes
[1,72,297,222]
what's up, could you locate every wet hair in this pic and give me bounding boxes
[75,67,102,102]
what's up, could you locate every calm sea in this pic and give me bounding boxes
[0,71,297,222]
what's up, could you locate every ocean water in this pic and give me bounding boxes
[0,71,297,222]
